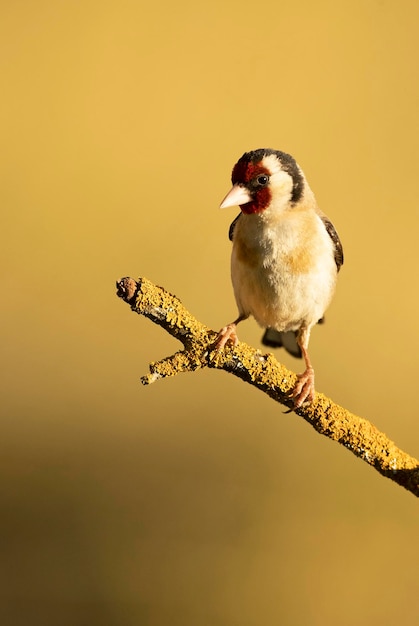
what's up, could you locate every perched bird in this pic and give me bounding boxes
[216,148,343,408]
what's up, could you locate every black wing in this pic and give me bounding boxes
[228,213,241,242]
[321,216,344,271]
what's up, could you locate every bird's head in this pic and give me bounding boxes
[220,149,305,215]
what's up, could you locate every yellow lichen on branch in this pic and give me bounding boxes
[116,276,419,498]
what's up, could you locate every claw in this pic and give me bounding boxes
[215,323,239,350]
[292,367,315,408]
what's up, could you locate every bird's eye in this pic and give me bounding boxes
[256,174,269,186]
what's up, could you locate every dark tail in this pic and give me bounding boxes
[261,328,302,358]
[262,318,325,358]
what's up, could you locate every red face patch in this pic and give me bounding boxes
[231,160,271,214]
[231,161,268,185]
[239,187,271,214]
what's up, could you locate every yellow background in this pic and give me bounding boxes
[2,1,419,624]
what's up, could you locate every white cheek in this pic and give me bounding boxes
[261,156,294,210]
[272,172,293,199]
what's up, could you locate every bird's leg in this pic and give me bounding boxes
[215,314,248,350]
[292,327,315,408]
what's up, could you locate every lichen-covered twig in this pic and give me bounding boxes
[116,276,419,498]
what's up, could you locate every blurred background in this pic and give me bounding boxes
[1,0,419,624]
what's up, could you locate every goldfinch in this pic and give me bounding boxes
[216,149,344,408]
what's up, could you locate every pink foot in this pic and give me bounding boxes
[215,323,239,350]
[292,367,315,408]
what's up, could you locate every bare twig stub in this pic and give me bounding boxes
[116,276,419,498]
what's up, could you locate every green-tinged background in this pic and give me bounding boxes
[1,1,419,624]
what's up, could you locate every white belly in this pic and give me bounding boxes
[231,211,337,331]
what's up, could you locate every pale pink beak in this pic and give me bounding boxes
[220,184,251,209]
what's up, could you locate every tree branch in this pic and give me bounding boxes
[116,276,419,498]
